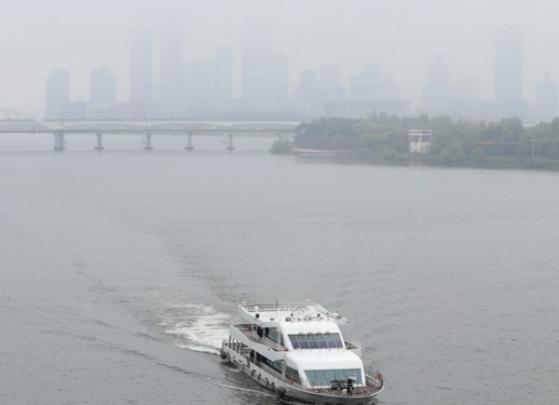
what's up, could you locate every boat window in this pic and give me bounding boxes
[256,353,284,374]
[286,365,300,383]
[304,369,363,387]
[267,327,281,343]
[288,333,343,349]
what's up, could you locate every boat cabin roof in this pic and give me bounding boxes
[239,302,347,326]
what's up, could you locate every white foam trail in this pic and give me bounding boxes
[161,304,230,355]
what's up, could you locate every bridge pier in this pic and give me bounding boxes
[226,133,235,153]
[144,133,153,151]
[53,132,65,151]
[185,132,194,152]
[94,133,104,151]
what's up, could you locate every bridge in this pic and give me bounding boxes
[0,109,299,152]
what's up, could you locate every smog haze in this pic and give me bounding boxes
[2,0,559,115]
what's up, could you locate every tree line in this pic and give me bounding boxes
[284,114,559,169]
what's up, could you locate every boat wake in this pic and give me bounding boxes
[160,303,230,355]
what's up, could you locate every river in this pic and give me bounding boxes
[1,134,558,404]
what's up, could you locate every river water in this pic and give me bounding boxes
[1,134,558,404]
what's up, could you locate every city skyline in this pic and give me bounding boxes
[5,0,559,121]
[44,24,559,122]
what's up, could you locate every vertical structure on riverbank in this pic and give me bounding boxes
[409,129,432,154]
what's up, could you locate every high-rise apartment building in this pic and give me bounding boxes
[319,65,345,99]
[213,46,233,107]
[494,26,525,117]
[268,54,289,105]
[422,55,452,115]
[160,25,184,117]
[241,28,271,107]
[129,28,153,107]
[534,77,558,121]
[46,69,70,119]
[295,70,321,118]
[89,69,116,104]
[189,60,213,114]
[350,65,380,98]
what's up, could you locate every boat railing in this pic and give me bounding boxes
[344,340,360,350]
[242,302,322,313]
[307,375,383,397]
[366,373,384,391]
[244,355,306,389]
[252,360,284,380]
[241,302,345,322]
[234,323,288,351]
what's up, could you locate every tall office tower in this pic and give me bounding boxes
[295,70,321,118]
[160,25,184,117]
[89,69,116,104]
[129,28,153,107]
[241,27,271,107]
[453,78,481,103]
[213,45,233,107]
[534,77,558,121]
[494,26,524,117]
[189,60,213,115]
[378,78,402,100]
[268,54,289,105]
[319,65,345,99]
[45,69,70,119]
[350,65,380,98]
[422,55,452,115]
[296,70,319,101]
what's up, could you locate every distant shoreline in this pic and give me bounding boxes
[289,147,559,172]
[289,116,559,172]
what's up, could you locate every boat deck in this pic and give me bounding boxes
[314,375,383,397]
[223,337,383,399]
[235,323,288,351]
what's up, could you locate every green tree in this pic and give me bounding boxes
[270,139,293,155]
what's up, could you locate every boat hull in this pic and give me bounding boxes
[221,344,382,405]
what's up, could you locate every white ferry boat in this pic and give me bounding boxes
[220,302,384,404]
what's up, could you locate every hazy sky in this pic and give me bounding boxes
[2,0,559,114]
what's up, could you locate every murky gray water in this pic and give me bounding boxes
[1,134,558,404]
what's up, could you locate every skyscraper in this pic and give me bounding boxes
[45,69,70,119]
[319,65,345,99]
[534,77,558,121]
[189,60,213,115]
[160,24,184,117]
[350,65,380,98]
[378,78,403,100]
[494,26,524,117]
[89,69,116,104]
[213,46,233,108]
[268,54,289,105]
[241,27,271,107]
[295,70,321,118]
[129,28,153,108]
[452,78,481,103]
[422,55,452,115]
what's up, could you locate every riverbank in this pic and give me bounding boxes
[287,115,559,172]
[290,147,559,171]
